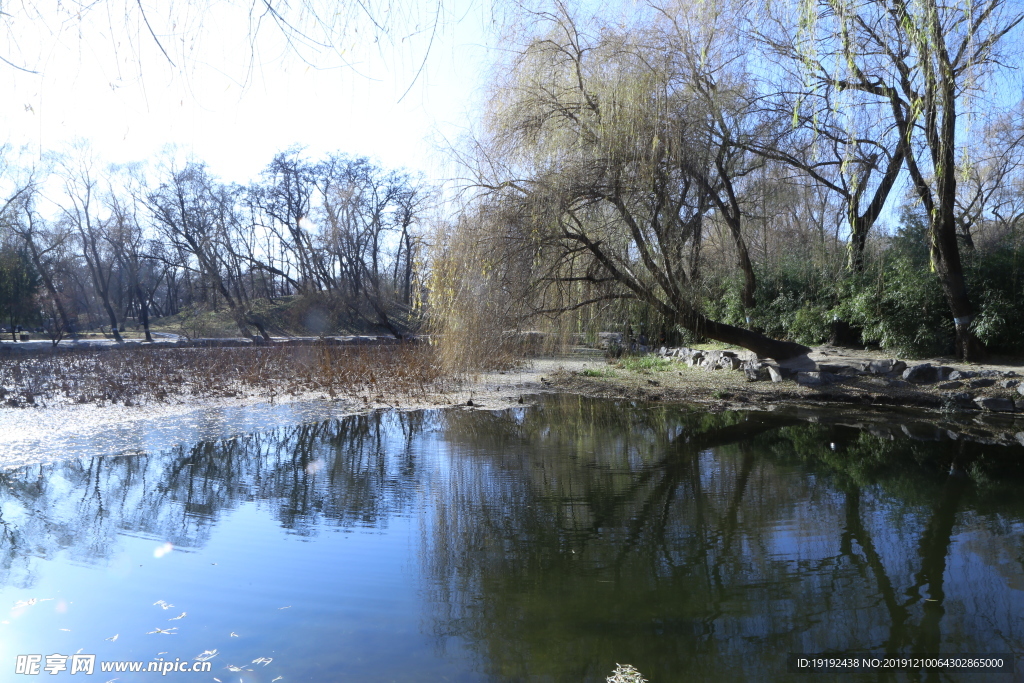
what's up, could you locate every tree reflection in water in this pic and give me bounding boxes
[424,397,1024,682]
[0,397,1022,682]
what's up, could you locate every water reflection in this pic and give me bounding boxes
[1,397,1022,681]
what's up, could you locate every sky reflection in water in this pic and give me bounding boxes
[1,396,1023,682]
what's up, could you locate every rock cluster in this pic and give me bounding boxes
[653,346,1024,413]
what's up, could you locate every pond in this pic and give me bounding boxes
[1,395,1023,682]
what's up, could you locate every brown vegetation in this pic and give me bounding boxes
[0,343,457,409]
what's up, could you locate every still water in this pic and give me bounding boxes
[1,395,1023,682]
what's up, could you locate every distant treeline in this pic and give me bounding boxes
[0,148,426,341]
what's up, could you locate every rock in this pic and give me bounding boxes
[936,366,956,381]
[742,359,769,381]
[969,378,997,389]
[768,365,784,382]
[1004,371,1020,378]
[701,350,721,365]
[796,371,838,386]
[942,389,974,411]
[1018,383,1024,397]
[1000,379,1019,389]
[948,369,977,381]
[903,363,938,383]
[937,381,964,390]
[1016,432,1024,447]
[974,396,1016,412]
[891,360,907,375]
[687,353,704,367]
[941,392,976,410]
[868,359,894,374]
[901,423,945,441]
[719,355,741,371]
[819,363,864,375]
[776,354,818,379]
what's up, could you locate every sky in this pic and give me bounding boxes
[0,0,497,187]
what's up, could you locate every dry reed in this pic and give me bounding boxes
[0,343,459,408]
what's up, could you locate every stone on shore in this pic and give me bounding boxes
[974,396,1016,412]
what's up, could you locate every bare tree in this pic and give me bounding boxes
[147,161,271,340]
[767,0,1024,359]
[57,149,125,342]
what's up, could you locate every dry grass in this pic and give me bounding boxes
[0,343,459,409]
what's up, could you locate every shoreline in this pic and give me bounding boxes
[3,351,1024,469]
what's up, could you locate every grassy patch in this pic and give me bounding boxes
[619,355,672,372]
[581,367,616,378]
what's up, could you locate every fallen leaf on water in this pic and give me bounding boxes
[169,612,186,620]
[252,657,273,665]
[272,677,283,682]
[195,650,218,662]
[146,627,178,635]
[105,634,118,642]
[229,632,239,637]
[213,679,221,683]
[153,600,173,610]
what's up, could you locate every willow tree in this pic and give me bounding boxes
[744,57,906,273]
[458,2,809,360]
[768,0,1024,360]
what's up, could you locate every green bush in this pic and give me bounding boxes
[965,246,1024,354]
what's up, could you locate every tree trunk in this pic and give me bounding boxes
[680,310,811,360]
[933,226,985,360]
[136,284,153,342]
[102,300,123,342]
[848,217,870,273]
